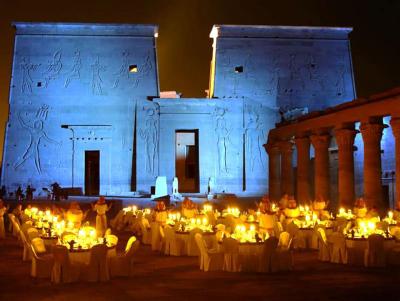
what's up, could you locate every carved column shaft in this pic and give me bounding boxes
[390,118,400,205]
[310,134,331,202]
[295,136,310,203]
[265,142,281,202]
[278,140,294,196]
[360,122,385,209]
[334,128,357,207]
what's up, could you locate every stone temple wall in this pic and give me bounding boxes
[1,23,362,198]
[1,23,159,196]
[209,25,356,197]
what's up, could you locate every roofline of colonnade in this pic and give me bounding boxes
[268,87,400,142]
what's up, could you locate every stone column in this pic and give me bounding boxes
[390,117,400,205]
[310,134,331,202]
[264,142,281,202]
[278,140,294,196]
[334,128,357,207]
[295,136,310,203]
[360,121,385,209]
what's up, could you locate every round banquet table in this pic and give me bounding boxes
[175,231,216,256]
[68,245,117,265]
[298,226,333,249]
[238,242,264,272]
[345,237,396,266]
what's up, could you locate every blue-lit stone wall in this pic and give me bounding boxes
[1,23,159,196]
[210,26,356,197]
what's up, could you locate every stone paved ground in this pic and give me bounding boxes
[1,232,400,301]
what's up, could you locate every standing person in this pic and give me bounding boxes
[15,186,23,202]
[26,185,34,202]
[91,196,112,237]
[0,199,9,239]
[0,186,6,199]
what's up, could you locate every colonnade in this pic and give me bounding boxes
[265,117,400,209]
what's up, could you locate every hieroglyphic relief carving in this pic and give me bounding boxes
[20,57,40,94]
[43,51,62,88]
[335,62,346,96]
[306,54,324,90]
[245,104,266,171]
[113,51,130,88]
[288,53,305,89]
[133,52,153,88]
[214,107,231,174]
[64,50,82,88]
[91,56,106,95]
[266,53,281,95]
[14,105,60,174]
[139,106,159,175]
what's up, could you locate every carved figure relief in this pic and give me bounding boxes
[266,53,281,95]
[139,106,158,174]
[20,57,40,94]
[133,52,153,88]
[43,51,63,88]
[91,56,106,95]
[245,104,266,171]
[14,105,60,174]
[288,53,304,89]
[335,63,346,96]
[214,107,231,174]
[64,50,82,88]
[113,51,130,88]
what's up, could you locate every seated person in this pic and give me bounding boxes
[353,197,367,218]
[313,196,328,211]
[366,206,380,218]
[279,193,289,210]
[65,202,88,228]
[283,196,300,218]
[154,201,167,224]
[181,197,197,218]
[393,200,400,221]
[11,203,23,220]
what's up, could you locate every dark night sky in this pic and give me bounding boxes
[0,0,399,164]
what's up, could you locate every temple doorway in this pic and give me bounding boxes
[85,150,100,196]
[175,130,199,193]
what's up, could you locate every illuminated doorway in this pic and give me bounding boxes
[85,150,100,196]
[175,130,199,193]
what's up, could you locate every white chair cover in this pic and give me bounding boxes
[329,232,348,264]
[30,243,54,278]
[187,228,203,256]
[286,222,306,249]
[105,234,118,246]
[150,222,163,251]
[139,218,152,245]
[81,244,110,282]
[222,237,240,272]
[110,236,140,277]
[31,237,47,254]
[316,227,330,262]
[51,245,81,283]
[164,226,184,256]
[259,237,279,273]
[364,234,386,267]
[194,233,223,272]
[273,221,284,238]
[18,228,31,261]
[277,232,293,271]
[27,227,40,242]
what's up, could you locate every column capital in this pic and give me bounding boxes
[334,128,357,148]
[294,136,310,148]
[277,140,294,154]
[390,117,400,138]
[263,142,279,155]
[360,122,386,144]
[310,134,331,150]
